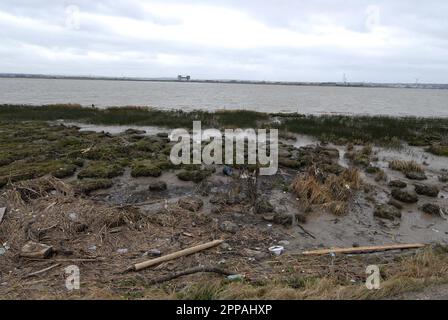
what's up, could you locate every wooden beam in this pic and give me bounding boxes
[302,243,425,256]
[133,240,224,271]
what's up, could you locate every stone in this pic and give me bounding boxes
[262,213,274,222]
[374,204,401,220]
[414,184,439,197]
[406,171,427,181]
[178,196,203,212]
[219,221,238,233]
[421,203,442,215]
[391,189,419,203]
[254,199,274,214]
[149,181,167,191]
[20,241,53,259]
[388,180,407,189]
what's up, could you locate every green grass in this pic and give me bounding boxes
[1,104,448,146]
[0,104,268,128]
[280,114,448,144]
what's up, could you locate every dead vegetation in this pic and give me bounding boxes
[292,167,362,215]
[389,160,424,173]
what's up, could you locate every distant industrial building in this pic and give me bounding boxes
[177,75,191,81]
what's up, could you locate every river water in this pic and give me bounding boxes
[1,78,448,117]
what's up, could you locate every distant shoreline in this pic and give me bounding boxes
[1,73,447,90]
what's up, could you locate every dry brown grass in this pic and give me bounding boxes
[389,160,423,173]
[292,167,361,215]
[157,246,448,300]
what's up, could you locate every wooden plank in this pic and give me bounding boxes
[302,243,425,256]
[133,240,224,271]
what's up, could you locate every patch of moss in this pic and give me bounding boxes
[84,144,131,161]
[177,169,213,183]
[0,160,78,184]
[51,163,77,178]
[134,138,163,152]
[131,162,162,177]
[78,163,124,179]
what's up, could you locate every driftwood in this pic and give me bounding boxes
[145,266,235,285]
[132,239,224,271]
[302,243,425,256]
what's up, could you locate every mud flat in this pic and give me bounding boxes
[0,106,448,299]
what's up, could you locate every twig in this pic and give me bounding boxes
[24,263,61,278]
[113,199,161,208]
[297,223,316,239]
[145,266,235,285]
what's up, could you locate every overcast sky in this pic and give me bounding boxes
[1,0,447,83]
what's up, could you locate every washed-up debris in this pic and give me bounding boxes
[24,263,61,278]
[0,207,6,224]
[223,166,233,176]
[143,249,162,257]
[145,266,236,285]
[117,248,129,254]
[268,245,284,256]
[302,243,425,256]
[227,274,243,281]
[20,241,53,259]
[131,239,224,271]
[0,207,6,223]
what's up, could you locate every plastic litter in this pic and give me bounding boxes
[268,245,284,256]
[223,166,233,176]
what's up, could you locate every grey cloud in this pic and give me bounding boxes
[0,0,447,83]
